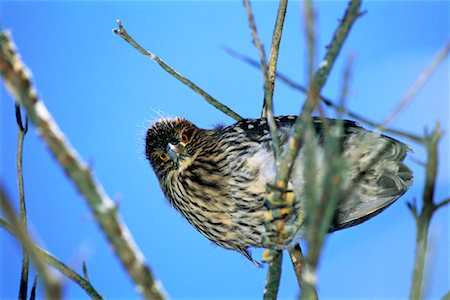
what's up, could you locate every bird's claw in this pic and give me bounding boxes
[266,182,295,208]
[262,222,297,249]
[263,182,297,249]
[262,249,279,263]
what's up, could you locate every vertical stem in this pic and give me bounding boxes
[263,251,283,300]
[410,217,431,300]
[409,125,442,300]
[16,104,29,300]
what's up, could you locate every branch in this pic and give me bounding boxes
[249,0,362,207]
[302,0,363,114]
[288,244,304,287]
[0,216,103,300]
[113,20,242,122]
[278,0,362,207]
[436,198,450,210]
[243,1,289,296]
[0,187,62,299]
[409,124,445,300]
[263,250,283,300]
[243,0,285,160]
[337,53,354,118]
[382,40,450,128]
[30,274,38,300]
[264,0,288,161]
[16,104,30,300]
[0,30,166,300]
[222,46,423,143]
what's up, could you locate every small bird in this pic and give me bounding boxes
[145,116,412,263]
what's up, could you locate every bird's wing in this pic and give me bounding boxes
[330,160,412,232]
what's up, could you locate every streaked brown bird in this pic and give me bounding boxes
[145,116,412,264]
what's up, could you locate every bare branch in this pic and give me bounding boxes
[406,199,419,222]
[16,104,30,300]
[30,274,38,300]
[302,0,363,113]
[409,123,445,300]
[382,41,450,128]
[0,187,62,299]
[243,1,288,294]
[243,0,269,93]
[337,53,355,118]
[113,20,242,122]
[0,30,166,300]
[222,46,423,143]
[280,0,363,194]
[264,0,288,160]
[0,216,103,300]
[288,244,304,287]
[263,250,283,300]
[242,0,285,160]
[82,261,90,281]
[436,198,450,210]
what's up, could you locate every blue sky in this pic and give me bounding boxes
[0,1,449,299]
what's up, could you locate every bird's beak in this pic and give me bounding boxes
[167,143,182,161]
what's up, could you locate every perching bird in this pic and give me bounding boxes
[145,116,412,263]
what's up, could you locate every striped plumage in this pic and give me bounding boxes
[145,116,412,263]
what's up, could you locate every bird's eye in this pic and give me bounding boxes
[159,153,169,161]
[180,133,190,144]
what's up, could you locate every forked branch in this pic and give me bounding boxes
[113,20,242,122]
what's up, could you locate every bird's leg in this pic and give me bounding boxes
[262,181,299,257]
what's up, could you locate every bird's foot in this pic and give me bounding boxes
[265,181,295,208]
[262,249,279,263]
[263,182,298,251]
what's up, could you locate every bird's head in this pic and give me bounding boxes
[145,117,204,179]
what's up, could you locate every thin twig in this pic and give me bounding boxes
[263,250,283,300]
[16,104,30,300]
[264,0,288,160]
[279,0,362,197]
[302,0,363,114]
[409,124,446,300]
[290,245,316,300]
[113,20,242,122]
[382,41,450,128]
[29,274,38,300]
[243,0,269,104]
[267,0,288,100]
[0,187,61,299]
[222,46,423,143]
[337,53,354,118]
[243,1,288,295]
[436,198,450,210]
[288,244,304,287]
[0,30,166,300]
[82,261,89,281]
[297,2,321,298]
[304,0,317,82]
[0,216,103,300]
[243,0,284,159]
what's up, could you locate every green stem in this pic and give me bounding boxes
[263,250,283,300]
[409,125,443,300]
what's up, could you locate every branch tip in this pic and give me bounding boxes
[113,19,125,35]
